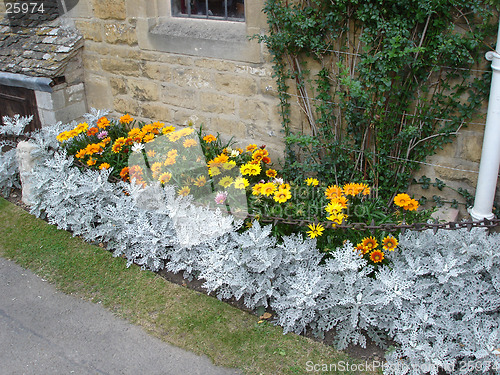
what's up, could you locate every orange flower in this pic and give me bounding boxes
[404,199,419,211]
[370,250,385,263]
[87,158,97,166]
[99,163,110,170]
[252,149,269,162]
[266,169,277,178]
[246,144,258,152]
[331,195,349,209]
[96,117,110,129]
[355,243,370,255]
[86,127,99,136]
[361,236,378,251]
[120,114,134,124]
[325,185,343,200]
[120,167,129,180]
[382,236,398,251]
[203,134,217,143]
[261,156,271,164]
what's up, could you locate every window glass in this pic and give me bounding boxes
[171,0,244,21]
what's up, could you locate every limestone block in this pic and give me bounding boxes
[431,207,460,223]
[104,23,138,46]
[194,58,237,72]
[85,75,113,109]
[199,92,235,115]
[67,83,86,104]
[110,77,128,96]
[161,85,198,110]
[210,117,247,139]
[75,20,103,42]
[238,98,271,121]
[127,79,160,102]
[141,103,173,123]
[459,131,484,163]
[92,0,126,20]
[214,73,257,96]
[16,141,40,206]
[142,62,172,81]
[113,97,140,116]
[101,57,140,76]
[172,68,213,90]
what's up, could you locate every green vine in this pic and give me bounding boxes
[256,0,499,201]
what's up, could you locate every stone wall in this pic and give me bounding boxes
[63,0,285,157]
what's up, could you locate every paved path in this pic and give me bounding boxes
[0,258,241,375]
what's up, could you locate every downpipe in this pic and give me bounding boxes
[469,21,500,221]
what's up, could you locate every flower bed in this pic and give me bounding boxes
[3,112,500,375]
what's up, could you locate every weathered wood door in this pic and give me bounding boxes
[0,84,41,132]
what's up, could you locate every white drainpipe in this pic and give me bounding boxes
[470,21,500,221]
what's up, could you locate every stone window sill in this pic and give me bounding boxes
[140,17,260,63]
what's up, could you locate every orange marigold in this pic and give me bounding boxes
[361,236,378,251]
[96,117,110,129]
[203,134,217,143]
[394,193,412,207]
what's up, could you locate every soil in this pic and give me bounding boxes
[5,187,387,362]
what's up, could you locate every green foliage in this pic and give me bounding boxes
[256,0,499,200]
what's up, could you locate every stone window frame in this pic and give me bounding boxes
[136,0,265,63]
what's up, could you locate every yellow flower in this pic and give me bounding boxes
[203,134,217,143]
[273,188,291,203]
[394,193,412,208]
[120,114,134,124]
[183,138,198,148]
[158,172,172,184]
[194,175,207,187]
[218,176,234,188]
[87,158,97,166]
[112,138,126,153]
[307,223,325,239]
[178,186,190,197]
[252,183,264,196]
[75,122,89,133]
[222,161,237,170]
[261,182,277,196]
[146,149,156,158]
[362,236,378,251]
[233,177,249,190]
[382,236,398,251]
[327,212,346,226]
[370,250,385,263]
[99,163,110,170]
[325,201,343,215]
[177,127,195,137]
[164,157,177,166]
[168,131,183,142]
[240,163,261,176]
[162,125,176,134]
[209,167,221,177]
[305,177,319,186]
[143,133,155,143]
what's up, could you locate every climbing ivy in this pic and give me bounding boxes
[256,0,499,200]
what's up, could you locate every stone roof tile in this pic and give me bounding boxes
[0,11,83,78]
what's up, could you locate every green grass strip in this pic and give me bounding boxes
[0,197,378,374]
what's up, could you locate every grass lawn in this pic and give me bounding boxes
[0,196,380,374]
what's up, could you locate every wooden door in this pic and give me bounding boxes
[0,84,42,133]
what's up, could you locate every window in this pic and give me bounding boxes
[171,0,244,21]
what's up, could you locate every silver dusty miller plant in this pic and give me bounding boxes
[6,114,500,375]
